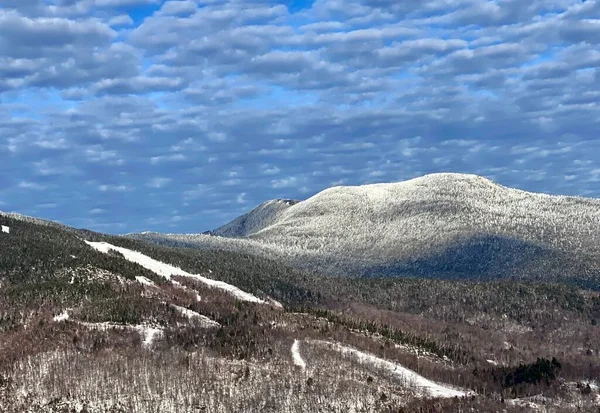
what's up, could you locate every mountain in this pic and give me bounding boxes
[1,208,600,411]
[130,173,600,288]
[212,198,299,237]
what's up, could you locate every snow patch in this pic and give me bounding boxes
[80,321,163,347]
[53,310,70,322]
[315,340,470,398]
[171,305,220,328]
[291,339,306,370]
[134,325,163,347]
[170,279,202,302]
[1,225,9,234]
[135,276,156,287]
[268,297,284,309]
[85,240,267,305]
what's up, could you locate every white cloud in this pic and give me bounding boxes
[150,154,186,164]
[18,181,44,190]
[147,177,172,188]
[271,177,298,189]
[98,184,130,192]
[1,0,599,233]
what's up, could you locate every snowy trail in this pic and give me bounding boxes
[76,321,163,347]
[171,304,220,328]
[135,276,156,286]
[315,341,470,398]
[171,279,202,302]
[85,240,267,305]
[291,339,306,370]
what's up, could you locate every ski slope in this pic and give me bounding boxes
[171,304,220,328]
[85,241,267,305]
[315,340,470,399]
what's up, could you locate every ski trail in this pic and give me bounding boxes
[85,240,267,305]
[135,276,156,287]
[315,340,470,398]
[291,339,306,370]
[78,321,163,348]
[171,279,202,302]
[171,304,220,328]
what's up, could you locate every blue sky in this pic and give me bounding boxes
[1,0,599,234]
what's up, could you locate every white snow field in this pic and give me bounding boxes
[85,241,267,304]
[314,340,470,399]
[130,173,600,275]
[291,339,306,370]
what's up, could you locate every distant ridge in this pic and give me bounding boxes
[212,198,299,238]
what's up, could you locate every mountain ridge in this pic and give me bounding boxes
[127,172,600,286]
[2,185,600,411]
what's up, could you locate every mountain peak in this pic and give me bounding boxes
[211,197,300,238]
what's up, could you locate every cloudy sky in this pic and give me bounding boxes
[1,0,599,233]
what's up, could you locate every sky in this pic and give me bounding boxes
[1,0,599,234]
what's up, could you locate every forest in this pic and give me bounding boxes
[0,212,599,412]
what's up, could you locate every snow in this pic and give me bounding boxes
[212,198,298,238]
[80,321,163,347]
[170,279,202,301]
[315,341,470,398]
[486,359,498,366]
[135,276,156,287]
[506,398,541,409]
[85,240,267,304]
[129,172,600,278]
[291,339,306,370]
[171,304,220,328]
[1,225,9,234]
[268,298,284,309]
[53,310,70,322]
[134,325,163,347]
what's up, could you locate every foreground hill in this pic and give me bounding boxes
[2,209,600,411]
[130,173,600,288]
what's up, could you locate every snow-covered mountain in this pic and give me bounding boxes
[3,188,600,411]
[128,173,600,285]
[210,198,299,238]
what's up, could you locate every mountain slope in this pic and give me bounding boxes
[2,210,600,411]
[131,173,600,286]
[210,198,299,237]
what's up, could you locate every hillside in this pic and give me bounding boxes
[2,210,600,411]
[129,173,600,287]
[211,198,299,238]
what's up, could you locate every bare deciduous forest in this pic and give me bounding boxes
[1,211,599,412]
